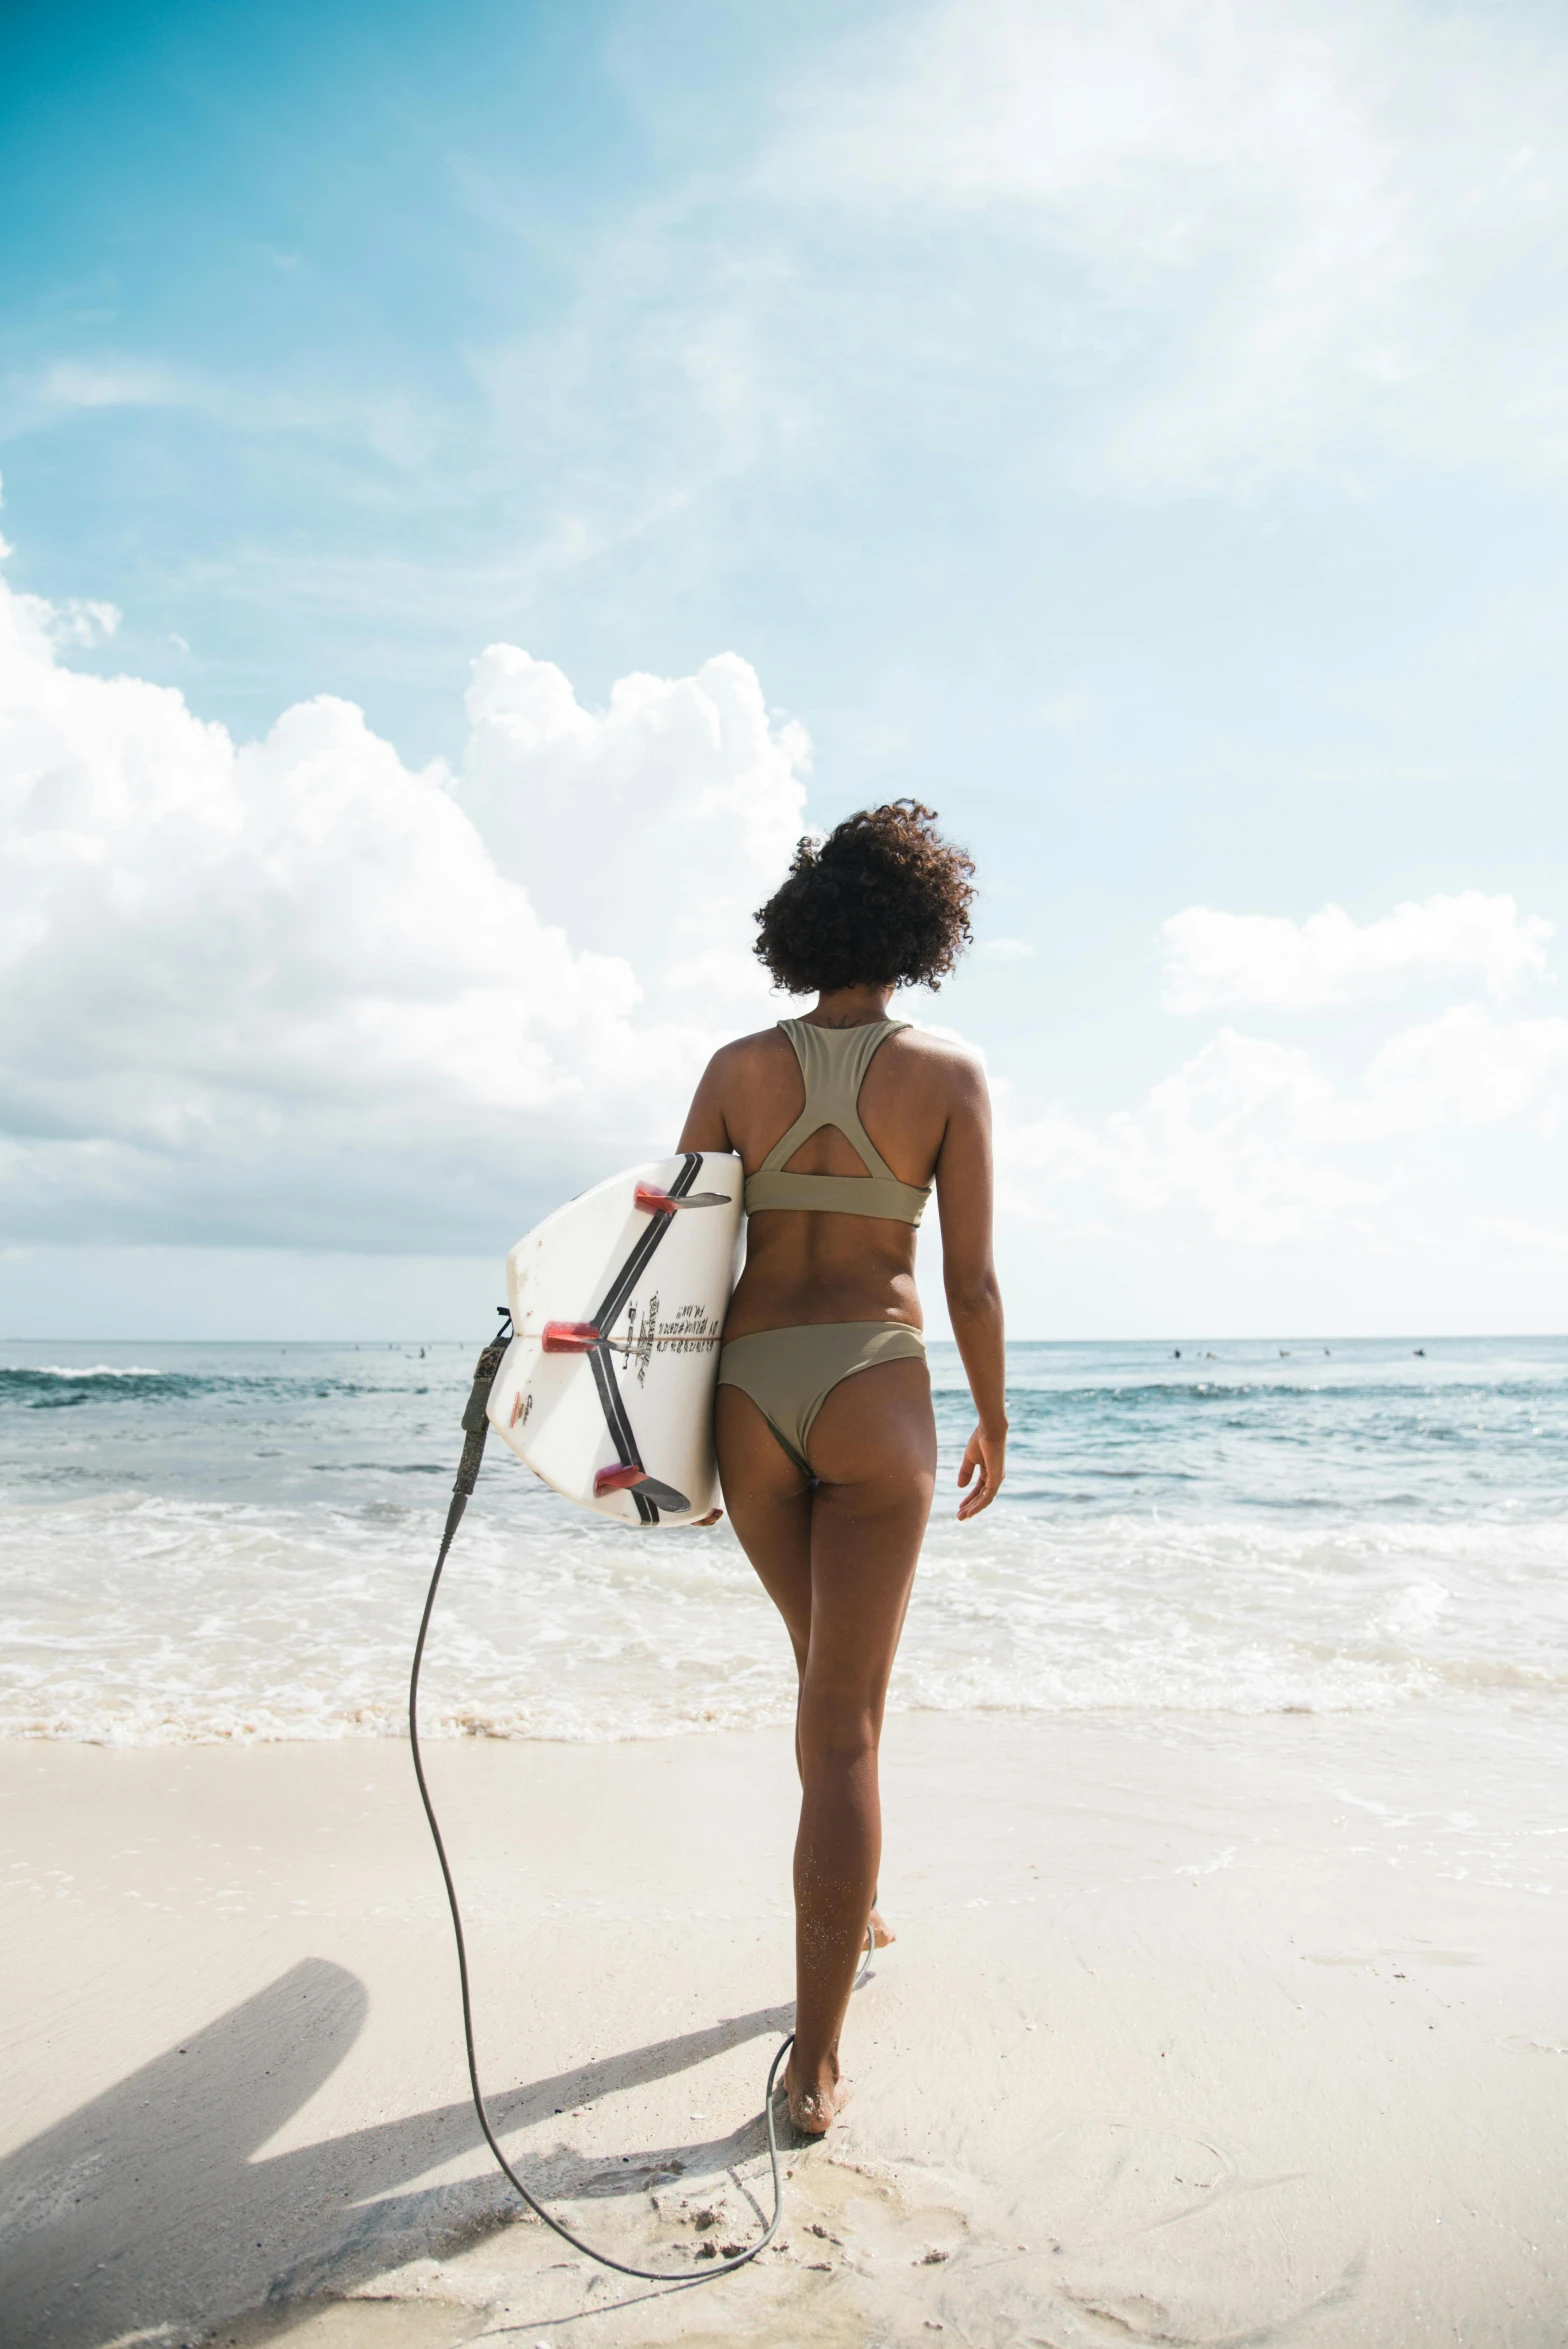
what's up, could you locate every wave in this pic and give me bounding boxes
[4,1337,1563,1746]
[9,1671,1566,1750]
[0,1366,211,1409]
[0,1365,405,1408]
[3,1488,1565,1746]
[932,1375,1568,1409]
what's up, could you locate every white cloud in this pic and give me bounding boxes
[777,0,1568,491]
[22,594,120,651]
[1003,1003,1568,1246]
[458,645,809,1009]
[1162,894,1553,1013]
[0,358,193,428]
[4,548,1561,1279]
[1481,1216,1568,1260]
[0,360,442,471]
[1006,1028,1383,1245]
[0,567,807,1250]
[1357,1004,1568,1133]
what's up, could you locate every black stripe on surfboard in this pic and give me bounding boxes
[589,1152,702,1332]
[586,1344,657,1524]
[584,1153,704,1526]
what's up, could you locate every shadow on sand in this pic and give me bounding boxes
[0,1958,794,2349]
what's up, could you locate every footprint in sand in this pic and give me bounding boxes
[993,2120,1366,2346]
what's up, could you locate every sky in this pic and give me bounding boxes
[2,0,1567,1340]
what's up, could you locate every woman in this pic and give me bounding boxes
[678,800,1007,2136]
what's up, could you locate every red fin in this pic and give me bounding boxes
[594,1463,649,1495]
[634,1184,680,1214]
[541,1321,601,1352]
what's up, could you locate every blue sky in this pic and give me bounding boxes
[3,0,1567,1338]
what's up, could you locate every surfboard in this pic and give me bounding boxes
[485,1151,744,1527]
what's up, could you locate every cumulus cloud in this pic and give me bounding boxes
[1161,894,1553,1013]
[1004,1004,1568,1246]
[459,646,809,1008]
[1482,1217,1568,1260]
[1005,1030,1382,1246]
[0,567,807,1251]
[5,548,1560,1275]
[778,0,1568,491]
[1358,1004,1568,1133]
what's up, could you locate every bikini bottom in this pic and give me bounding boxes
[715,1321,928,1478]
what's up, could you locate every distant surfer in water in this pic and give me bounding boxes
[679,801,1006,2136]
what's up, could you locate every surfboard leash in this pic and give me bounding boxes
[407,1320,794,2283]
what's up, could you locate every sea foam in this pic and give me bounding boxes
[3,1337,1565,1744]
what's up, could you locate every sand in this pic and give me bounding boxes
[2,1707,1566,2349]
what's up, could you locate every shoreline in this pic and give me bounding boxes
[3,1706,1566,2346]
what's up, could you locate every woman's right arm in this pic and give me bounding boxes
[933,1055,1007,1519]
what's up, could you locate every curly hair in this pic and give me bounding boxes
[753,800,976,995]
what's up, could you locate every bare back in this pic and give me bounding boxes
[678,1017,994,1341]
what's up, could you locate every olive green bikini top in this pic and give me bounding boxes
[743,1017,932,1226]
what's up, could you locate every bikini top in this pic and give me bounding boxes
[743,1017,931,1226]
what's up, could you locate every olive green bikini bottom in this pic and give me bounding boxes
[716,1321,928,1478]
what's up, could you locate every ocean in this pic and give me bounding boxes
[2,1337,1565,1746]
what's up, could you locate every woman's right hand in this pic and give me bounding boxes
[957,1424,1006,1519]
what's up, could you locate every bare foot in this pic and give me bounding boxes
[785,2052,844,2137]
[867,1906,896,1950]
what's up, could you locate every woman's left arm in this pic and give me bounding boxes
[677,1047,736,1154]
[676,1050,736,1528]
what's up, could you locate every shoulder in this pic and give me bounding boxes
[694,1024,798,1104]
[680,1023,797,1150]
[889,1022,989,1098]
[703,1024,795,1079]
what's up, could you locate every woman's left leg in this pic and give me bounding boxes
[714,1382,899,1952]
[715,1382,815,1666]
[717,1355,935,2133]
[787,1357,936,2130]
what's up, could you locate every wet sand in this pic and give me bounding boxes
[2,1708,1565,2347]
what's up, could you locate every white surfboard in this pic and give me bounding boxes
[485,1152,744,1527]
